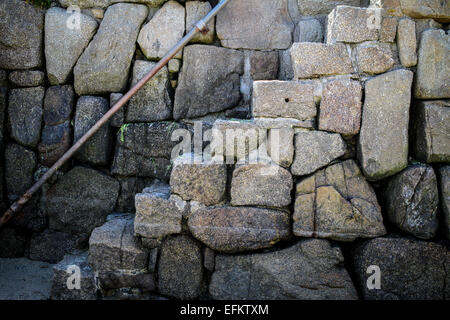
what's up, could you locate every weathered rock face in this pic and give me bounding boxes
[43,85,75,126]
[158,235,203,300]
[267,127,295,168]
[439,166,450,239]
[210,239,358,300]
[383,165,439,239]
[319,79,362,135]
[28,230,81,264]
[231,162,293,207]
[74,3,148,95]
[294,160,386,241]
[59,0,168,8]
[137,1,185,60]
[45,7,98,85]
[111,122,184,180]
[297,0,361,15]
[290,43,353,79]
[415,29,449,99]
[399,0,450,23]
[5,144,37,201]
[252,81,317,120]
[38,121,72,167]
[0,227,27,258]
[249,51,279,81]
[8,70,45,87]
[51,252,97,300]
[134,182,183,239]
[46,166,119,235]
[8,87,44,148]
[126,61,171,122]
[411,100,450,163]
[216,0,294,50]
[355,43,395,75]
[188,206,291,253]
[74,96,112,165]
[173,45,244,120]
[353,236,450,300]
[170,157,227,206]
[358,69,413,181]
[295,18,323,42]
[327,6,379,44]
[291,130,346,176]
[89,216,148,272]
[186,1,215,44]
[397,18,417,67]
[380,16,398,42]
[0,0,44,69]
[97,270,155,293]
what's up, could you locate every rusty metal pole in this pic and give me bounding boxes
[0,0,232,229]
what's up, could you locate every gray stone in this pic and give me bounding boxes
[279,49,294,80]
[8,87,44,147]
[186,1,215,44]
[295,18,323,42]
[291,130,346,176]
[126,61,171,122]
[414,18,443,42]
[170,156,227,206]
[290,43,353,79]
[89,215,148,272]
[412,100,450,163]
[46,166,119,234]
[384,165,439,239]
[51,252,97,300]
[249,51,279,81]
[356,43,395,74]
[109,93,124,128]
[115,177,152,212]
[414,29,449,99]
[216,0,294,50]
[319,79,362,135]
[9,70,45,87]
[74,96,112,165]
[0,228,27,258]
[74,3,148,95]
[188,206,291,253]
[399,0,450,23]
[158,235,203,300]
[97,270,155,292]
[173,45,244,120]
[58,0,169,9]
[28,230,81,264]
[231,162,293,207]
[5,143,37,201]
[38,121,72,167]
[43,85,75,126]
[204,248,215,272]
[45,7,98,85]
[358,69,413,180]
[380,16,398,42]
[353,236,450,300]
[438,166,450,239]
[252,81,317,120]
[297,0,361,15]
[210,239,358,300]
[137,1,185,60]
[397,18,417,67]
[294,160,386,241]
[267,127,295,168]
[0,0,44,69]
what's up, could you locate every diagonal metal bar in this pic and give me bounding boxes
[0,0,232,229]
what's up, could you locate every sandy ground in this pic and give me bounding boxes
[0,258,54,300]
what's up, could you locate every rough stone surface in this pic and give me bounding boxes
[126,61,171,122]
[295,18,323,42]
[74,3,148,95]
[319,79,362,135]
[356,43,395,74]
[380,16,398,42]
[411,100,450,163]
[43,85,75,126]
[397,18,417,67]
[0,0,44,69]
[28,230,81,264]
[399,0,450,23]
[45,7,98,85]
[46,166,119,235]
[383,165,439,239]
[188,206,291,253]
[249,51,279,81]
[138,1,184,60]
[252,81,317,120]
[170,157,227,206]
[327,6,379,44]
[173,45,244,120]
[294,160,386,241]
[89,216,148,272]
[5,143,37,201]
[439,166,450,239]
[158,235,203,300]
[0,228,27,258]
[97,270,155,292]
[8,87,44,147]
[291,130,346,176]
[109,93,124,128]
[297,0,361,15]
[358,69,413,180]
[186,1,214,44]
[51,252,97,300]
[268,127,295,168]
[291,43,353,79]
[353,236,450,300]
[58,0,169,9]
[414,29,450,99]
[210,239,358,300]
[8,70,45,87]
[231,162,293,207]
[38,121,72,167]
[216,0,294,50]
[74,96,112,165]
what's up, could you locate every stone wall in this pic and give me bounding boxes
[0,0,449,300]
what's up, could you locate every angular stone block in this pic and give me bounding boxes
[397,18,417,67]
[43,85,75,126]
[9,70,45,87]
[438,166,450,239]
[38,121,72,167]
[356,43,395,74]
[297,0,361,15]
[186,1,215,44]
